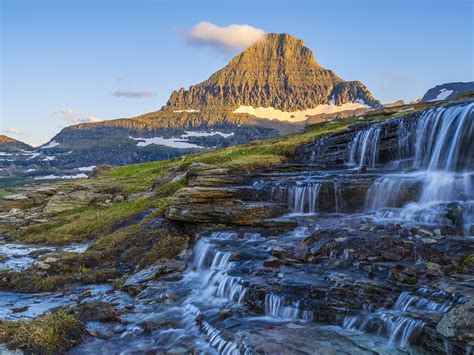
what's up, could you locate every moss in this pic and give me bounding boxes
[460,254,474,266]
[0,311,84,353]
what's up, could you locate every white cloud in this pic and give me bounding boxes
[4,129,22,135]
[57,108,77,115]
[56,108,104,124]
[187,22,266,51]
[63,116,103,124]
[112,89,155,98]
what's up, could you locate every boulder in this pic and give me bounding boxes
[44,189,112,214]
[166,202,289,226]
[123,259,186,291]
[437,299,474,342]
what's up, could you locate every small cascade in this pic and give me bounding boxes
[348,125,381,168]
[271,181,322,214]
[193,240,215,270]
[342,313,425,349]
[191,234,247,305]
[265,294,313,322]
[393,291,453,313]
[201,321,246,354]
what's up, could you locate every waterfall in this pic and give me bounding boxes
[363,102,474,234]
[412,104,473,171]
[348,125,381,168]
[271,181,322,214]
[265,294,313,322]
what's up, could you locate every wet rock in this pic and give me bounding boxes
[123,259,186,292]
[86,322,116,339]
[36,261,51,270]
[444,203,465,235]
[166,201,289,226]
[218,309,233,319]
[437,299,474,342]
[293,245,309,261]
[263,257,281,268]
[391,265,419,284]
[11,306,28,313]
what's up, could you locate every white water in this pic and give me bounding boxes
[271,181,322,214]
[265,293,313,322]
[348,125,381,168]
[360,103,474,234]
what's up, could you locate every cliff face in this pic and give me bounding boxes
[165,33,380,112]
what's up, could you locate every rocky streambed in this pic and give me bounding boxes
[0,100,473,354]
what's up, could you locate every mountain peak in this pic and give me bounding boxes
[227,33,320,70]
[0,135,18,143]
[165,33,380,113]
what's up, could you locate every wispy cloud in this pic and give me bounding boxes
[62,116,103,124]
[112,89,155,98]
[57,108,77,115]
[4,129,22,135]
[56,109,103,124]
[187,21,266,52]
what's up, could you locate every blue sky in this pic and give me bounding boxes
[1,0,472,146]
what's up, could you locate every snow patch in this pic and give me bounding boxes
[42,156,55,161]
[233,101,369,122]
[130,136,203,149]
[181,131,234,138]
[34,173,88,180]
[26,168,36,172]
[41,141,60,149]
[173,109,200,113]
[27,152,41,160]
[0,152,13,156]
[429,88,454,102]
[78,166,97,172]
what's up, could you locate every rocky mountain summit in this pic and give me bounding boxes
[166,33,381,112]
[0,135,32,152]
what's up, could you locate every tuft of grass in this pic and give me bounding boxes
[17,197,161,245]
[0,311,84,353]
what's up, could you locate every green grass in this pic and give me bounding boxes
[0,311,84,353]
[17,196,162,245]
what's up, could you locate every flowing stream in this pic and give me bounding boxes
[0,101,473,354]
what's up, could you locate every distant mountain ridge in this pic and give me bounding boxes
[0,135,32,152]
[421,81,474,102]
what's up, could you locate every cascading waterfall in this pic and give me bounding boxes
[348,125,382,168]
[362,102,474,234]
[394,291,453,313]
[342,287,462,348]
[271,181,322,214]
[264,293,313,322]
